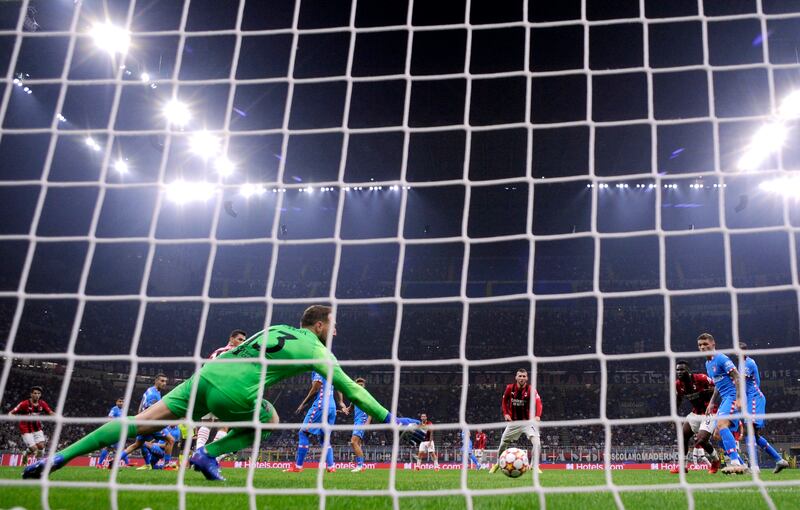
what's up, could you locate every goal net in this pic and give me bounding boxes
[1,0,800,509]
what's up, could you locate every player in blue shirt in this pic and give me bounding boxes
[97,398,128,468]
[141,425,181,469]
[739,343,789,473]
[349,378,371,472]
[461,430,482,470]
[698,333,747,474]
[120,374,169,470]
[285,371,348,473]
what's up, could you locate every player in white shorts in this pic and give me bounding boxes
[414,413,440,471]
[490,369,543,474]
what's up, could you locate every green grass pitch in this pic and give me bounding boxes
[0,467,798,510]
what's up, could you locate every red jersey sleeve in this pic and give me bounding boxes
[501,384,513,417]
[40,400,54,414]
[10,400,28,415]
[534,389,542,418]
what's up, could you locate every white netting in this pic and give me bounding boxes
[1,0,800,509]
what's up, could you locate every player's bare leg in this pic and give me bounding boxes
[350,435,366,472]
[693,429,720,473]
[415,451,427,470]
[670,422,695,474]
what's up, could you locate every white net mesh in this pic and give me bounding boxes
[1,0,800,509]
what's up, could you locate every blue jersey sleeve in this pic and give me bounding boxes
[108,406,122,418]
[312,371,324,384]
[140,387,161,411]
[718,354,736,375]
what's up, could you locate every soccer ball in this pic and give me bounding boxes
[498,447,529,478]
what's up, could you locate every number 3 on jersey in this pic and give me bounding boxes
[266,328,297,353]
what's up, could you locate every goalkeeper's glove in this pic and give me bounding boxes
[383,413,420,426]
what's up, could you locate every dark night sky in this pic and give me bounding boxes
[0,0,799,361]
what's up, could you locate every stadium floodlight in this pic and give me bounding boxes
[759,177,800,198]
[214,156,234,177]
[88,22,130,55]
[239,183,265,198]
[165,180,215,204]
[163,99,191,128]
[85,137,101,151]
[188,131,221,159]
[140,72,150,83]
[305,186,314,193]
[779,90,800,119]
[113,160,128,174]
[738,123,787,171]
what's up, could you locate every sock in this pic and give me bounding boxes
[98,448,109,466]
[415,456,421,466]
[719,428,743,464]
[325,447,334,468]
[142,446,152,466]
[204,428,257,459]
[163,454,171,465]
[214,430,227,442]
[59,422,139,463]
[196,426,211,449]
[434,457,439,467]
[295,432,310,467]
[356,456,364,467]
[469,453,479,467]
[756,435,782,461]
[120,451,129,464]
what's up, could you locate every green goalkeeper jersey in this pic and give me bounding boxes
[200,325,390,423]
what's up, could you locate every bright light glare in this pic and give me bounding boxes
[188,131,221,159]
[738,123,787,170]
[752,123,787,151]
[779,90,800,120]
[113,160,128,174]
[165,180,215,204]
[239,183,266,198]
[759,177,800,198]
[163,100,191,127]
[85,137,101,151]
[140,72,150,83]
[305,186,314,193]
[214,156,235,176]
[89,22,130,55]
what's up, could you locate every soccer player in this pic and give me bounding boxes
[671,360,720,474]
[349,377,371,473]
[9,386,54,465]
[414,413,440,471]
[473,429,487,464]
[23,305,419,481]
[97,398,129,469]
[195,329,247,453]
[123,374,169,469]
[489,368,542,475]
[739,343,789,473]
[462,430,482,470]
[284,369,349,473]
[698,333,748,474]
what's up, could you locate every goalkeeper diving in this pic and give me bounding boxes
[23,305,419,481]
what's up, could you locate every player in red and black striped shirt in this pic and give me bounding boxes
[9,386,55,465]
[489,368,542,474]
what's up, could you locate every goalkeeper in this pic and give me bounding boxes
[24,305,418,481]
